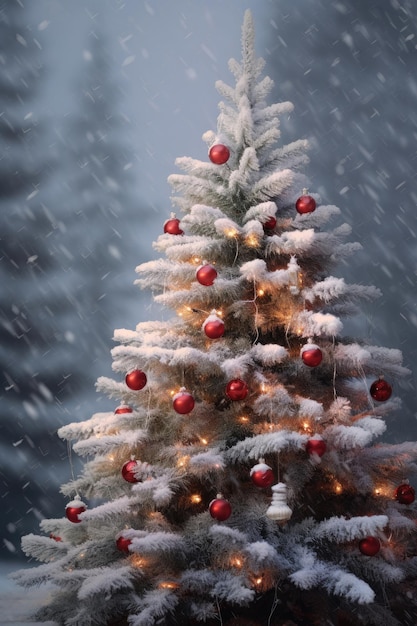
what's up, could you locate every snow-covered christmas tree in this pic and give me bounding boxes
[13,11,417,626]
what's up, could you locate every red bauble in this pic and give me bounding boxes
[296,194,316,214]
[125,369,147,391]
[196,263,218,286]
[306,437,327,457]
[359,536,381,556]
[209,495,232,521]
[49,533,62,542]
[225,379,248,401]
[301,343,323,367]
[122,459,140,483]
[163,216,183,235]
[114,404,133,414]
[173,389,195,414]
[250,461,274,488]
[370,378,392,402]
[65,497,87,524]
[203,316,225,339]
[395,483,415,505]
[116,535,132,554]
[263,215,277,231]
[209,144,230,165]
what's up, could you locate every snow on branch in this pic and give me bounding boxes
[293,310,343,338]
[243,201,277,224]
[250,343,288,366]
[325,568,375,604]
[312,515,388,542]
[323,424,381,450]
[19,533,68,563]
[130,531,184,554]
[252,168,294,200]
[189,449,225,472]
[227,430,306,463]
[302,276,381,305]
[72,430,147,457]
[78,565,135,600]
[128,589,179,626]
[334,343,409,378]
[211,571,255,605]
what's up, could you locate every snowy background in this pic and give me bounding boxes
[1,0,417,619]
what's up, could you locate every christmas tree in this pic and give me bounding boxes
[13,11,417,626]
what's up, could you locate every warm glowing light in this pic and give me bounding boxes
[374,487,381,496]
[193,257,201,264]
[246,235,258,247]
[239,415,249,423]
[334,482,343,494]
[177,455,190,468]
[108,455,115,462]
[257,288,265,296]
[216,310,223,317]
[226,228,238,238]
[200,437,208,445]
[190,494,202,504]
[255,577,263,586]
[159,581,179,590]
[230,556,243,568]
[170,390,176,397]
[131,555,148,568]
[302,421,310,431]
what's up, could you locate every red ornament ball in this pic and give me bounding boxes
[122,459,140,483]
[301,344,323,367]
[196,263,218,286]
[359,536,381,556]
[204,317,225,339]
[114,404,133,414]
[370,378,392,402]
[65,497,87,524]
[209,495,232,521]
[296,194,316,214]
[49,533,62,542]
[306,438,327,457]
[225,379,248,402]
[209,144,230,165]
[116,535,132,554]
[173,389,195,414]
[250,461,274,488]
[163,216,183,235]
[125,369,147,391]
[263,215,277,231]
[395,483,415,505]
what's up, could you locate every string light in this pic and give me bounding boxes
[190,494,202,504]
[334,481,343,495]
[226,228,238,238]
[257,288,265,297]
[177,455,190,468]
[230,556,243,568]
[159,581,179,590]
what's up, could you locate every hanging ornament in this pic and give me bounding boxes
[122,458,141,483]
[196,263,218,286]
[65,496,87,524]
[49,533,62,542]
[370,378,392,402]
[250,460,274,488]
[114,404,133,414]
[225,379,248,401]
[306,436,327,458]
[163,213,183,235]
[300,342,323,367]
[116,535,132,554]
[208,143,230,165]
[359,536,381,556]
[173,388,195,414]
[295,191,316,214]
[203,312,225,339]
[395,483,415,505]
[209,494,232,521]
[266,483,293,522]
[263,214,277,231]
[125,369,147,391]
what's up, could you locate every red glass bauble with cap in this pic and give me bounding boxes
[370,378,392,402]
[122,459,140,483]
[225,379,248,401]
[209,144,230,165]
[250,461,274,488]
[116,535,132,554]
[163,216,183,235]
[359,536,381,556]
[125,370,147,391]
[395,483,415,505]
[173,389,195,414]
[196,263,218,286]
[209,495,232,521]
[296,193,316,214]
[306,437,327,457]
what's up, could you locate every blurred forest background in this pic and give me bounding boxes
[1,0,417,568]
